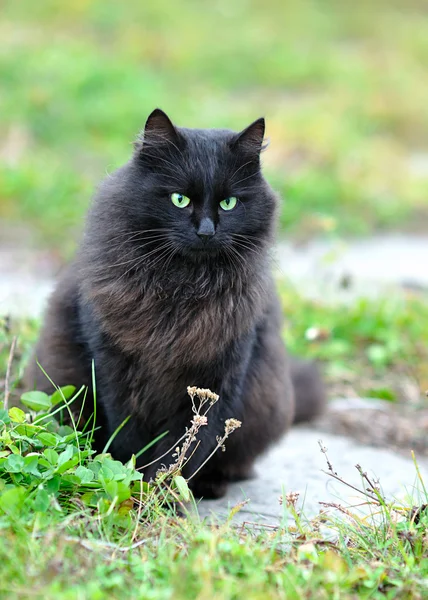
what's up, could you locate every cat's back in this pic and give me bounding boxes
[25,263,92,395]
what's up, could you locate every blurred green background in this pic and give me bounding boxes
[1,0,428,256]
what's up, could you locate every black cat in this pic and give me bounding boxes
[25,109,325,498]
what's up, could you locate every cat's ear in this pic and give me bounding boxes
[144,109,178,141]
[231,118,266,157]
[135,109,180,152]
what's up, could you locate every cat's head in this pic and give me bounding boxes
[94,109,278,270]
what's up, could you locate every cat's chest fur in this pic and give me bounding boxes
[80,260,269,374]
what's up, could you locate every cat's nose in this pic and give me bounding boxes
[197,217,215,241]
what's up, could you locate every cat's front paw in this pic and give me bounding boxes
[190,478,228,500]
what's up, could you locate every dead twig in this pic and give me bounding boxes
[4,336,17,411]
[318,439,380,503]
[355,464,381,495]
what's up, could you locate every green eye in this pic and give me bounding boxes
[171,193,191,208]
[219,196,238,211]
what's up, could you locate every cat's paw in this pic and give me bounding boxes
[190,478,228,500]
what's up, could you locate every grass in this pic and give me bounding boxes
[280,283,428,401]
[2,284,428,597]
[1,0,428,255]
[1,344,428,598]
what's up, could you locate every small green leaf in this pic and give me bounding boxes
[50,386,76,406]
[102,480,131,504]
[174,475,190,502]
[37,432,58,447]
[58,426,74,437]
[15,424,42,437]
[115,482,131,504]
[74,466,95,483]
[60,473,81,485]
[0,409,10,425]
[88,462,101,476]
[43,448,59,466]
[57,445,74,467]
[367,344,389,367]
[99,465,114,481]
[131,480,150,495]
[34,485,50,512]
[0,487,27,515]
[23,455,41,476]
[21,391,52,412]
[365,387,397,402]
[45,476,61,495]
[4,454,25,473]
[8,407,26,423]
[102,479,118,499]
[56,455,80,474]
[81,491,97,506]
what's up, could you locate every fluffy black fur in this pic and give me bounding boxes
[26,109,325,498]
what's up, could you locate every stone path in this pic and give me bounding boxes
[197,424,428,524]
[0,245,57,318]
[2,234,428,526]
[274,233,428,303]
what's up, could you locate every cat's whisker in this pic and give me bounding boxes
[106,240,172,269]
[232,233,261,241]
[110,233,171,250]
[225,245,246,273]
[143,134,186,162]
[228,249,245,274]
[231,235,264,255]
[232,242,263,257]
[106,234,171,255]
[223,247,239,273]
[145,244,177,271]
[110,241,173,272]
[167,139,185,161]
[232,171,258,187]
[107,231,172,256]
[266,251,291,280]
[233,241,264,256]
[140,151,187,175]
[230,160,253,182]
[231,234,259,247]
[107,227,170,244]
[162,243,182,272]
[145,135,186,162]
[233,239,259,250]
[139,241,178,264]
[115,243,173,282]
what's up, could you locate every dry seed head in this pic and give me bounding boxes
[286,491,300,507]
[279,491,300,508]
[191,415,208,427]
[187,386,219,403]
[224,419,242,435]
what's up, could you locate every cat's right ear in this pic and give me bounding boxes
[231,118,266,157]
[135,109,180,153]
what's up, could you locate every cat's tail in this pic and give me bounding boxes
[290,357,326,423]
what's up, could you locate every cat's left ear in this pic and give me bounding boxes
[135,108,181,153]
[231,118,266,157]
